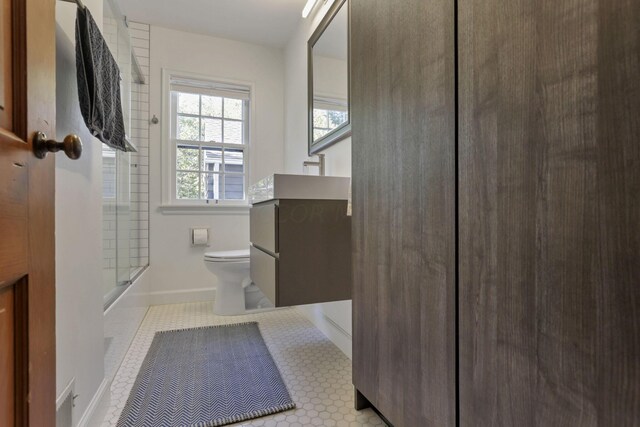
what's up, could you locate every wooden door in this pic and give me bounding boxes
[0,0,56,425]
[459,0,640,425]
[351,0,457,425]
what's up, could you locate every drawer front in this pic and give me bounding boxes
[250,246,277,305]
[250,202,278,253]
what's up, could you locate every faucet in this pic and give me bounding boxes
[303,154,326,176]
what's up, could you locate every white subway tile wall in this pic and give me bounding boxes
[101,21,150,272]
[102,17,118,271]
[129,22,150,270]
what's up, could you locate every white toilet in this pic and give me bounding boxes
[204,249,252,315]
[204,249,274,316]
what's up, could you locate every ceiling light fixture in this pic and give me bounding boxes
[301,0,319,18]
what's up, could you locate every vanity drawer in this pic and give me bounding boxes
[250,202,278,253]
[250,246,277,305]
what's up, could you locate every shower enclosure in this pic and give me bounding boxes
[102,0,148,308]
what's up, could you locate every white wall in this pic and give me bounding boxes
[283,1,353,358]
[146,26,285,300]
[55,0,106,423]
[314,55,348,101]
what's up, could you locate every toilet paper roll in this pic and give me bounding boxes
[192,228,209,246]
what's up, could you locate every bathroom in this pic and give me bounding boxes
[0,0,638,426]
[51,0,360,425]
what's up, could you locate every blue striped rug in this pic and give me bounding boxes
[116,322,295,427]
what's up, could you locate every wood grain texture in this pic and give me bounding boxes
[458,0,640,425]
[250,202,278,254]
[250,199,352,307]
[26,0,56,422]
[351,0,456,425]
[0,0,12,130]
[0,285,15,427]
[0,139,28,285]
[278,199,351,306]
[250,246,277,304]
[4,0,58,424]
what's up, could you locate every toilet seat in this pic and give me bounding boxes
[204,249,250,262]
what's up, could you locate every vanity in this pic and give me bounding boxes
[249,174,351,307]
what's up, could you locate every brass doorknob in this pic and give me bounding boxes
[33,132,83,160]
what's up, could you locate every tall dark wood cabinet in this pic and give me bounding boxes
[351,0,640,425]
[351,0,457,426]
[458,0,640,425]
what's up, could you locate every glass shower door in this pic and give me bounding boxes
[102,147,133,305]
[101,0,148,309]
[115,150,131,287]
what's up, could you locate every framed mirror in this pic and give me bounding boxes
[308,0,350,155]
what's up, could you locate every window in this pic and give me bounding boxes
[312,96,348,140]
[168,74,250,204]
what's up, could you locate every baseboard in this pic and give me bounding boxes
[295,305,353,359]
[76,377,110,427]
[147,287,215,306]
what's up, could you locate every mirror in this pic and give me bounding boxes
[308,0,350,154]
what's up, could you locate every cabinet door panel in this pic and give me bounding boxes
[250,202,278,254]
[458,0,640,425]
[351,0,456,425]
[250,246,277,305]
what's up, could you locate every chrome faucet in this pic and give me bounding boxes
[303,154,326,176]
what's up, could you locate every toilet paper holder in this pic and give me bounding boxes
[190,228,210,246]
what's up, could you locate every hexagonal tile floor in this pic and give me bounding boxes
[100,302,385,427]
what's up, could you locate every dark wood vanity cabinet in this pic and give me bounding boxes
[351,0,640,426]
[250,199,351,307]
[351,0,456,426]
[457,0,640,425]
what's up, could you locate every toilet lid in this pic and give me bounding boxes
[204,249,250,261]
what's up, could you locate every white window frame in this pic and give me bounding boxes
[160,69,254,213]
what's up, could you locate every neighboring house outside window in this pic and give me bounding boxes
[168,74,250,204]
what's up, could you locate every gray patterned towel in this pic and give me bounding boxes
[116,322,296,427]
[75,6,127,152]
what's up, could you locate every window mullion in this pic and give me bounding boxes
[176,112,201,119]
[198,94,203,142]
[221,100,225,145]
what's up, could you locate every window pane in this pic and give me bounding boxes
[202,95,222,117]
[202,147,223,172]
[314,128,329,140]
[177,172,200,199]
[224,98,243,120]
[224,174,244,200]
[313,109,329,128]
[176,144,199,171]
[177,115,200,141]
[202,173,223,200]
[177,92,199,115]
[224,148,244,174]
[328,110,347,128]
[223,120,243,144]
[202,118,222,142]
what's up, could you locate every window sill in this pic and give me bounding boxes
[158,204,250,215]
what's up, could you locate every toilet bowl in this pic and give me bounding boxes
[204,249,251,316]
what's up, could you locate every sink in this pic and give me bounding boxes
[249,174,350,204]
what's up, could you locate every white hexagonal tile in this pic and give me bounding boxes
[101,301,385,427]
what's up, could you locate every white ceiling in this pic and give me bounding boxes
[119,0,309,48]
